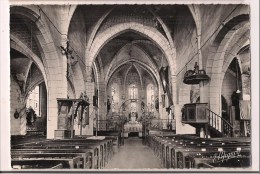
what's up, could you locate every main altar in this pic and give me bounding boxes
[123,112,142,138]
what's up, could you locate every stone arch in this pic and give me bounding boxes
[207,14,250,74]
[107,59,160,89]
[105,42,159,84]
[123,64,142,94]
[87,22,176,76]
[146,7,176,55]
[10,6,66,138]
[221,30,249,78]
[188,5,202,35]
[62,5,78,35]
[208,19,249,115]
[10,6,63,83]
[10,35,48,91]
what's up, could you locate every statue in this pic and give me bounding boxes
[141,101,145,112]
[194,62,199,74]
[122,102,126,111]
[231,91,240,120]
[26,106,37,126]
[107,98,111,113]
[155,97,159,111]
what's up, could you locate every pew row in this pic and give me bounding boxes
[11,136,117,169]
[147,134,251,169]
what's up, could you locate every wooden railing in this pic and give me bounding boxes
[206,108,233,137]
[148,119,176,130]
[94,119,123,131]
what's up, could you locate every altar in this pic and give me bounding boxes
[123,113,142,138]
[128,112,139,122]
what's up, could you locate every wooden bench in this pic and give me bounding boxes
[11,151,92,169]
[184,150,251,168]
[168,141,250,168]
[12,144,101,169]
[12,161,63,169]
[11,155,83,169]
[37,138,112,168]
[147,135,251,169]
[12,137,115,169]
[191,155,251,168]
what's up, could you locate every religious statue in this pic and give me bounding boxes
[155,97,159,111]
[107,98,111,113]
[141,101,145,111]
[231,91,240,120]
[194,62,199,74]
[122,102,126,111]
[26,106,37,126]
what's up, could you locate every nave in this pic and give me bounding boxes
[11,132,251,170]
[8,3,253,171]
[105,137,162,169]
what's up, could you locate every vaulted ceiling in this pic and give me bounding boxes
[67,4,195,85]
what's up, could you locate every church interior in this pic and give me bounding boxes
[9,4,252,170]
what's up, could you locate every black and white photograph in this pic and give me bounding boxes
[0,0,259,172]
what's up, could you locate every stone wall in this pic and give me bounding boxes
[10,76,27,135]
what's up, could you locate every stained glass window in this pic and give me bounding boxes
[147,84,155,112]
[129,84,138,99]
[111,83,119,112]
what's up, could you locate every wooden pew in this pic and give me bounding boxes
[12,161,63,169]
[175,147,250,169]
[147,135,251,169]
[171,143,250,168]
[191,155,251,169]
[11,151,92,169]
[12,144,100,169]
[30,138,113,168]
[12,137,114,169]
[35,138,112,168]
[11,155,83,169]
[183,150,251,168]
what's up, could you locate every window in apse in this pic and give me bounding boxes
[111,83,119,112]
[26,85,40,117]
[129,84,138,99]
[147,84,155,112]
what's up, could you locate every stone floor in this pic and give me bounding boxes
[105,137,162,169]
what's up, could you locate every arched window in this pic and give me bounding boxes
[129,84,138,99]
[111,83,119,112]
[128,84,138,113]
[26,85,39,117]
[147,84,155,112]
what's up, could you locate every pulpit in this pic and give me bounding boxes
[55,98,90,139]
[182,103,208,123]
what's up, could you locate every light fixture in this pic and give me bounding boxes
[235,59,241,94]
[14,109,19,119]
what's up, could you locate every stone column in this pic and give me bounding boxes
[46,36,68,139]
[98,81,106,120]
[39,83,47,134]
[197,34,207,103]
[82,66,95,136]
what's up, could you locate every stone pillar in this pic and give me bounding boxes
[98,81,106,120]
[46,42,68,139]
[197,33,211,135]
[81,67,95,136]
[10,77,27,135]
[39,82,47,135]
[197,34,207,103]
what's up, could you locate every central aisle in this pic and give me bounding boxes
[105,137,162,169]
